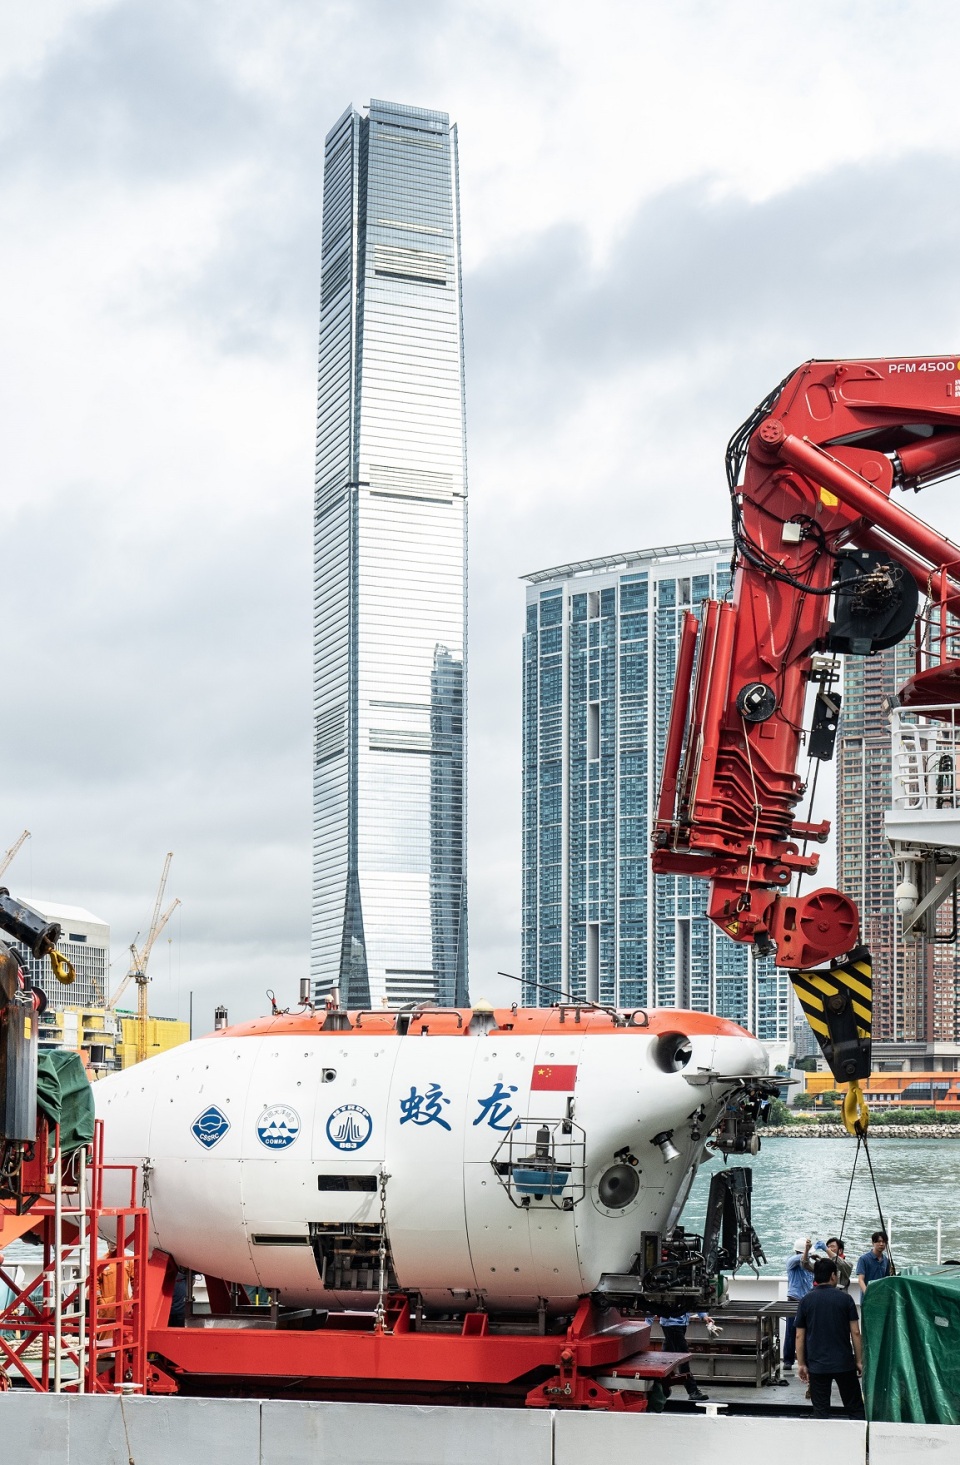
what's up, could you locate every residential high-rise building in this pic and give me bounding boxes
[521,544,791,1042]
[838,643,960,1042]
[15,901,109,1010]
[793,1017,820,1062]
[312,99,468,1010]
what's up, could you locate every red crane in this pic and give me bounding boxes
[653,356,960,1088]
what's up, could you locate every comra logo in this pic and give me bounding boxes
[191,1104,230,1150]
[256,1105,301,1150]
[326,1103,373,1151]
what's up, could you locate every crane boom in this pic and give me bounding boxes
[108,969,135,1010]
[133,895,179,977]
[0,830,31,881]
[108,857,181,1068]
[653,356,960,1107]
[654,356,960,970]
[141,852,173,965]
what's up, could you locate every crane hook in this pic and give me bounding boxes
[842,1081,869,1137]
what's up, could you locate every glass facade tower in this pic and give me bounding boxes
[521,543,790,1043]
[313,100,467,1010]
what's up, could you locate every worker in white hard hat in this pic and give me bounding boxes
[782,1236,815,1372]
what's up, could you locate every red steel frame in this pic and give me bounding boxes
[654,356,960,968]
[143,1250,686,1410]
[0,1119,148,1393]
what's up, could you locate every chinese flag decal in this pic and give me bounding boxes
[531,1064,578,1091]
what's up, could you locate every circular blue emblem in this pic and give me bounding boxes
[256,1104,301,1150]
[326,1103,372,1152]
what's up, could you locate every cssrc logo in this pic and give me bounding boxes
[256,1104,301,1150]
[191,1104,230,1150]
[326,1103,373,1151]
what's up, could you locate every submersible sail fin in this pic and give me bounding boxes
[790,944,873,1090]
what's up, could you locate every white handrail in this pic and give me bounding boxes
[889,705,960,811]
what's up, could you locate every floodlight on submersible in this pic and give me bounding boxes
[651,1130,680,1164]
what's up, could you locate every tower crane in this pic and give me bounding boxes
[0,830,31,881]
[108,853,181,1064]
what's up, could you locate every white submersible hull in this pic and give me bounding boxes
[94,1005,768,1314]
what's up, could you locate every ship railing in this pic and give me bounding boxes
[889,703,960,812]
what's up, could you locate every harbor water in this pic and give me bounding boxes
[684,1134,960,1273]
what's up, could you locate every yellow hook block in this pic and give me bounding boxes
[842,1081,869,1137]
[47,949,76,985]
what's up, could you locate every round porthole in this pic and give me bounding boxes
[652,1032,692,1073]
[597,1163,641,1209]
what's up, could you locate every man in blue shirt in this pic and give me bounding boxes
[855,1231,890,1294]
[783,1236,814,1370]
[796,1257,864,1418]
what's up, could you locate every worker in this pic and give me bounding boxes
[825,1237,853,1290]
[98,1256,134,1320]
[782,1236,815,1371]
[795,1257,864,1419]
[855,1231,890,1294]
[654,1310,719,1403]
[170,1268,188,1327]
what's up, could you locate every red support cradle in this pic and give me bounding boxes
[142,1249,688,1410]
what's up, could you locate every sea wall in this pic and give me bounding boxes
[763,1125,960,1138]
[0,1393,953,1464]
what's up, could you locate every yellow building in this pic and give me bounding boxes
[39,1005,118,1073]
[38,1004,190,1075]
[804,1069,960,1111]
[115,1011,191,1069]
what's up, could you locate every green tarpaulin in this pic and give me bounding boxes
[862,1263,960,1424]
[35,1049,95,1154]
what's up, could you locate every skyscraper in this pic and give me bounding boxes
[521,544,791,1043]
[313,100,468,1009]
[838,642,959,1042]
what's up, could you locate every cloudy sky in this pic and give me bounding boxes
[2,0,959,1026]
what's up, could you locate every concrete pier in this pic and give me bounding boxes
[0,1395,954,1465]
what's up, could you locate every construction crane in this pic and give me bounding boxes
[109,853,181,1064]
[0,829,31,881]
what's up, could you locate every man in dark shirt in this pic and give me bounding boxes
[795,1257,864,1419]
[855,1230,890,1294]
